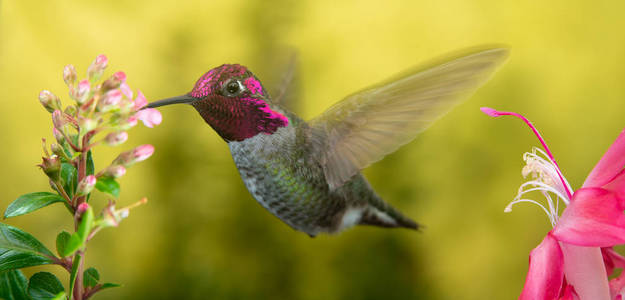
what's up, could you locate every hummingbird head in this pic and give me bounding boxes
[147,64,289,142]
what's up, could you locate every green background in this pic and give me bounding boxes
[2,0,625,299]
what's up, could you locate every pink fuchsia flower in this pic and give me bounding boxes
[482,107,625,300]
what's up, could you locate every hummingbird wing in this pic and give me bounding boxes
[309,48,509,190]
[272,52,298,105]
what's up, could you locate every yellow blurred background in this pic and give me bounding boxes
[2,0,625,299]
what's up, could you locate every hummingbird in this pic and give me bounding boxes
[147,48,508,237]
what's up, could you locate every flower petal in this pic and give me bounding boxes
[603,248,625,275]
[602,248,625,299]
[584,128,625,188]
[135,108,162,128]
[559,283,578,300]
[134,90,147,110]
[520,233,564,300]
[553,188,625,247]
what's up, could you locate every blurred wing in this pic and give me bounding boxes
[310,48,509,189]
[273,53,298,105]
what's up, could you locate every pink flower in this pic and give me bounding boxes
[99,90,122,111]
[120,82,133,100]
[135,108,162,128]
[133,91,147,110]
[482,107,625,300]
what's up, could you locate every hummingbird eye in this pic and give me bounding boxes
[223,80,243,97]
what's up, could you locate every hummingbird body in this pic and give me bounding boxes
[227,105,416,236]
[148,48,508,236]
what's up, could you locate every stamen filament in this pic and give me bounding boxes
[505,198,557,226]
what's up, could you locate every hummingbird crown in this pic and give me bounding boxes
[187,64,289,142]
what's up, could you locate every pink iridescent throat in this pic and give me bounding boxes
[191,95,288,142]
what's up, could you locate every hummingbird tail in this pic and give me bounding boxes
[359,203,419,230]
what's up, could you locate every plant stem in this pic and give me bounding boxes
[73,251,85,300]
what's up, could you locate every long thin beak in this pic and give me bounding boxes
[146,95,197,108]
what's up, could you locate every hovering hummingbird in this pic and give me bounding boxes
[147,48,508,237]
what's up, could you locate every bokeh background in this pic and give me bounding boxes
[2,0,625,299]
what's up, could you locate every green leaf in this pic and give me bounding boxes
[101,282,121,289]
[95,177,120,198]
[0,269,29,300]
[0,223,55,271]
[27,272,65,300]
[76,207,94,245]
[58,207,93,257]
[51,292,67,300]
[86,151,94,176]
[60,163,77,197]
[4,192,66,219]
[100,282,121,290]
[83,267,99,287]
[55,231,71,258]
[68,254,81,296]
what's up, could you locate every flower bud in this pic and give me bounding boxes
[132,144,155,162]
[63,64,77,86]
[53,128,65,144]
[39,156,61,181]
[112,144,154,166]
[103,165,126,178]
[76,202,90,215]
[39,90,60,113]
[116,115,138,131]
[100,198,146,228]
[73,80,91,104]
[50,143,65,158]
[76,175,96,196]
[105,131,128,146]
[78,116,98,134]
[63,105,76,116]
[87,54,108,82]
[101,71,126,92]
[52,110,66,130]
